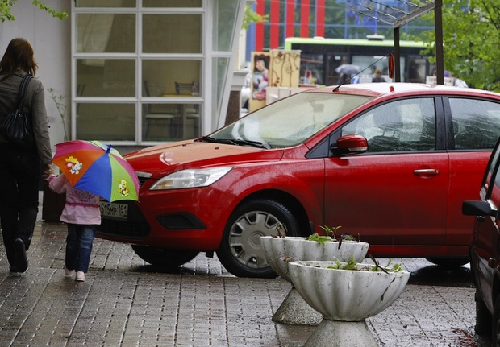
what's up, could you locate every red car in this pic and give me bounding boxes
[97,83,500,278]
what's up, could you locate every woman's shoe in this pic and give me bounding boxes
[65,267,75,279]
[76,271,85,282]
[14,238,27,272]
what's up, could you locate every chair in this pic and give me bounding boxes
[183,104,200,138]
[175,81,200,137]
[175,81,195,95]
[143,81,179,139]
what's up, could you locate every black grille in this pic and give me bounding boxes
[138,176,149,187]
[96,201,151,239]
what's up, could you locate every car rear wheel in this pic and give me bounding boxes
[475,291,492,336]
[426,257,469,268]
[216,199,300,278]
[493,296,500,346]
[131,245,199,268]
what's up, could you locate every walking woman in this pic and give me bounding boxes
[0,38,53,273]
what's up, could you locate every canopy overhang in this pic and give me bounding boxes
[351,0,442,84]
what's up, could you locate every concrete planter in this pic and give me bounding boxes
[260,236,369,325]
[288,260,410,347]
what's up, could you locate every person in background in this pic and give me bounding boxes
[372,68,384,82]
[48,173,101,282]
[0,38,53,274]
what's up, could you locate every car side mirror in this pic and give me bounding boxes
[462,200,498,217]
[331,134,368,155]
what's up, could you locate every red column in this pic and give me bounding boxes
[255,0,265,52]
[270,0,279,49]
[285,0,295,38]
[301,0,310,38]
[316,0,325,37]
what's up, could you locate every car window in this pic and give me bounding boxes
[450,98,500,150]
[212,92,372,148]
[341,97,435,152]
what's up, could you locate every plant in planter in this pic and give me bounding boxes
[288,258,410,347]
[260,225,369,325]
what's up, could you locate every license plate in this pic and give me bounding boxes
[99,201,128,220]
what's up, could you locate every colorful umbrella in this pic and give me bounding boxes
[52,140,140,202]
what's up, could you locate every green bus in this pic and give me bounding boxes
[284,36,434,86]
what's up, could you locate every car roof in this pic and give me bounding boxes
[305,82,500,99]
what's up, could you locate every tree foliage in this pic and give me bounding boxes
[243,3,268,30]
[414,0,500,91]
[0,0,68,23]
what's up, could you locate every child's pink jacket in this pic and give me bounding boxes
[48,175,101,225]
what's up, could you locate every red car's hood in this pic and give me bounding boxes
[125,140,284,177]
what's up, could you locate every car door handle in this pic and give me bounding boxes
[413,168,440,176]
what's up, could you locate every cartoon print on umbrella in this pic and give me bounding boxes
[52,140,140,202]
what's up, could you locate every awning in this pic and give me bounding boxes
[347,0,443,84]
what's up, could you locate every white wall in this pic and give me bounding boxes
[0,0,71,151]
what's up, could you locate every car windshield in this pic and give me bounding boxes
[208,92,373,148]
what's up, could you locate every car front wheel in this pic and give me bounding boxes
[131,245,199,268]
[216,199,300,278]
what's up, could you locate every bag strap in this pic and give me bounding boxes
[16,74,32,109]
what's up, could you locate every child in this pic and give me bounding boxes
[48,174,101,282]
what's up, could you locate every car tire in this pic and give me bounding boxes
[426,257,469,268]
[131,245,199,268]
[475,291,492,336]
[493,296,500,346]
[216,199,300,278]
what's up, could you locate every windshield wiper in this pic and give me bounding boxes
[201,136,270,149]
[229,138,270,149]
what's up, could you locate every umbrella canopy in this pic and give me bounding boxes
[52,140,140,202]
[335,64,361,76]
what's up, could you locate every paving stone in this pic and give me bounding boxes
[0,218,485,346]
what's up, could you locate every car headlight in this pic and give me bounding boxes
[150,167,233,190]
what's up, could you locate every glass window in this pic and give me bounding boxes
[352,56,406,82]
[143,0,201,7]
[143,103,201,141]
[76,14,135,53]
[408,57,427,83]
[342,98,436,152]
[450,98,500,150]
[77,59,135,97]
[300,54,324,85]
[143,14,201,53]
[212,0,239,52]
[211,57,229,127]
[76,0,136,7]
[142,60,201,97]
[77,103,135,141]
[212,93,372,148]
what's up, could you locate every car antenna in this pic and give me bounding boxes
[332,52,394,92]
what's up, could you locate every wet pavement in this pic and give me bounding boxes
[0,217,487,346]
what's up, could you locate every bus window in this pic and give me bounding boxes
[284,37,433,85]
[408,57,427,83]
[351,55,405,82]
[326,54,349,85]
[300,54,324,85]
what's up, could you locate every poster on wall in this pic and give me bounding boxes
[249,52,272,113]
[249,51,301,113]
[269,50,300,88]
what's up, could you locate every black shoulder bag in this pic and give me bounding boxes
[2,74,35,150]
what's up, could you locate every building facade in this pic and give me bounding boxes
[245,0,434,58]
[0,0,245,152]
